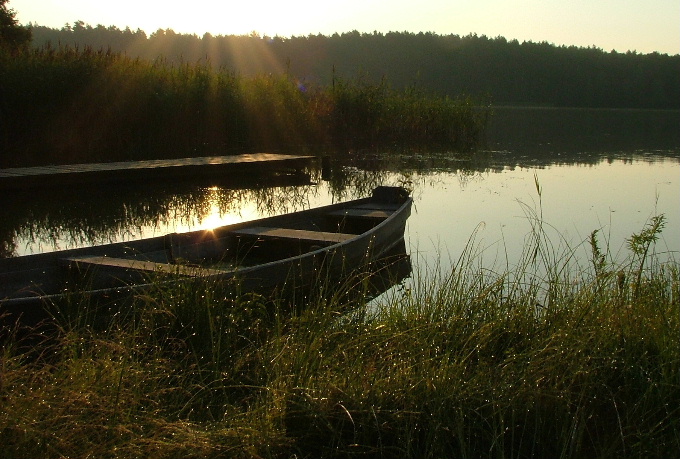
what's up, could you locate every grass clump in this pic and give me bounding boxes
[0,46,487,167]
[1,218,678,458]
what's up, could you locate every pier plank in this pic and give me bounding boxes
[0,153,315,190]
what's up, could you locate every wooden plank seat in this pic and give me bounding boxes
[63,256,227,277]
[231,226,356,244]
[328,208,392,219]
[354,203,401,210]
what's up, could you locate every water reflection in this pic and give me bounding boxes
[3,108,679,269]
[1,173,316,258]
[4,149,679,259]
[485,107,680,156]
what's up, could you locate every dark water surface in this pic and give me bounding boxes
[3,108,679,283]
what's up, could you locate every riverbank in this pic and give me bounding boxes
[1,218,677,458]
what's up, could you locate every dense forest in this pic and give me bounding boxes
[28,22,680,109]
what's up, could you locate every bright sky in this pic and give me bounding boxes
[10,0,680,55]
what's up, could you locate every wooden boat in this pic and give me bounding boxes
[1,186,412,325]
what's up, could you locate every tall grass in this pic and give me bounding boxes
[1,217,678,458]
[0,46,487,167]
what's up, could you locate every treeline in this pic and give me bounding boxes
[28,23,680,109]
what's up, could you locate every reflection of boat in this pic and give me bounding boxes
[325,237,411,307]
[1,187,411,325]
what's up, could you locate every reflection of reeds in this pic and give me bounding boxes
[1,46,487,168]
[0,181,317,257]
[2,167,417,257]
[1,219,677,458]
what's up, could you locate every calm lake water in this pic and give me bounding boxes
[3,108,679,286]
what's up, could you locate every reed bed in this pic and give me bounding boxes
[0,46,487,168]
[1,213,677,458]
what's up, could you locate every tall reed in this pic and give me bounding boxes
[0,46,487,168]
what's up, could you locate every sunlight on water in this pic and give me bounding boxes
[174,187,259,233]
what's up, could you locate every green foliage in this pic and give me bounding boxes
[589,229,607,277]
[1,218,678,458]
[626,214,666,299]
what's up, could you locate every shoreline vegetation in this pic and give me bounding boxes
[0,45,487,168]
[1,216,678,458]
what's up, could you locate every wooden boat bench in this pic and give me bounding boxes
[328,203,401,220]
[325,203,401,236]
[62,256,227,277]
[230,226,356,244]
[328,208,392,219]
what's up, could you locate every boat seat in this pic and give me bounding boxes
[354,203,401,210]
[328,208,392,219]
[231,226,356,244]
[63,256,227,277]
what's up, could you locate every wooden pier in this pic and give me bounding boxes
[0,153,316,190]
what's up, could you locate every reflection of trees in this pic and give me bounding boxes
[321,153,488,201]
[324,165,391,202]
[484,107,680,159]
[319,146,680,200]
[248,185,317,216]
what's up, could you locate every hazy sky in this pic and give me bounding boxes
[10,0,680,55]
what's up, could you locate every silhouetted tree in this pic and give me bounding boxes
[0,0,31,50]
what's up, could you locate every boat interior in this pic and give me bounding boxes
[61,199,405,289]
